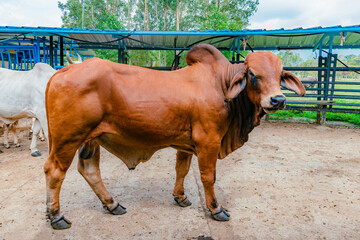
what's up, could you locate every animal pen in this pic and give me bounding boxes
[1,25,359,124]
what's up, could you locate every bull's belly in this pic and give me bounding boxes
[97,133,195,169]
[97,133,159,169]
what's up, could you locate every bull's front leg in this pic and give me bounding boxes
[29,119,42,157]
[197,145,230,221]
[173,151,193,207]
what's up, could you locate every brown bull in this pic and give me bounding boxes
[44,44,305,229]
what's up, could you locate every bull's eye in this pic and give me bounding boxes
[249,70,259,88]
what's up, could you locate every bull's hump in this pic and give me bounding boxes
[186,44,229,66]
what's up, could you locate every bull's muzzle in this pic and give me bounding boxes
[270,95,286,109]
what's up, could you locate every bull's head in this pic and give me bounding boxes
[226,51,305,113]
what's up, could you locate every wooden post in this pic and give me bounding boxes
[316,111,321,124]
[321,106,327,125]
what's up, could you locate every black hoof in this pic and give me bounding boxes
[0,149,3,153]
[174,196,192,207]
[51,215,72,230]
[31,151,41,157]
[211,207,230,221]
[15,144,20,148]
[107,202,127,215]
[4,145,10,149]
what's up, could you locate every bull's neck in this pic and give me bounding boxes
[224,63,265,127]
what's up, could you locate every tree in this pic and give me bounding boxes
[58,0,259,66]
[277,50,303,67]
[299,58,317,78]
[338,54,360,79]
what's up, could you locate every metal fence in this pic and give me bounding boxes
[283,53,360,124]
[0,37,83,70]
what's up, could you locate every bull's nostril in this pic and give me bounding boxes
[270,98,278,106]
[270,95,286,108]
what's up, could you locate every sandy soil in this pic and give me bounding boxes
[0,121,359,240]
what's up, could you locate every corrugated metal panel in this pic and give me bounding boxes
[1,25,360,50]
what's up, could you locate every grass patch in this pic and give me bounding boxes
[269,110,360,127]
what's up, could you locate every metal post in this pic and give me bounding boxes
[316,41,324,124]
[118,49,123,63]
[60,36,64,66]
[118,40,122,63]
[54,46,58,66]
[49,36,54,67]
[174,38,179,69]
[42,37,46,63]
[0,51,4,68]
[320,35,334,125]
[236,37,240,62]
[231,40,235,62]
[329,54,337,105]
[328,35,333,54]
[36,37,41,63]
[7,51,12,70]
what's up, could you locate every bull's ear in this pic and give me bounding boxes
[281,70,306,96]
[225,67,247,100]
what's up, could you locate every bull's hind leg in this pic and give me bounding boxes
[173,151,193,207]
[78,141,126,215]
[44,149,77,230]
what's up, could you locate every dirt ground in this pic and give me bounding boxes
[0,121,359,240]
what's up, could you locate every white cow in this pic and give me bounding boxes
[0,63,56,156]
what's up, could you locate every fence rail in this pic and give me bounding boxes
[283,53,360,124]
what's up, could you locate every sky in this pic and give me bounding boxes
[0,0,359,58]
[249,0,360,29]
[0,0,66,27]
[0,0,359,29]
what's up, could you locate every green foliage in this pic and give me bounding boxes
[58,0,125,29]
[276,50,303,67]
[337,54,360,79]
[58,0,259,65]
[270,110,360,127]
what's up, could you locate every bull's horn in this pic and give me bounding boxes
[76,53,82,63]
[66,52,75,64]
